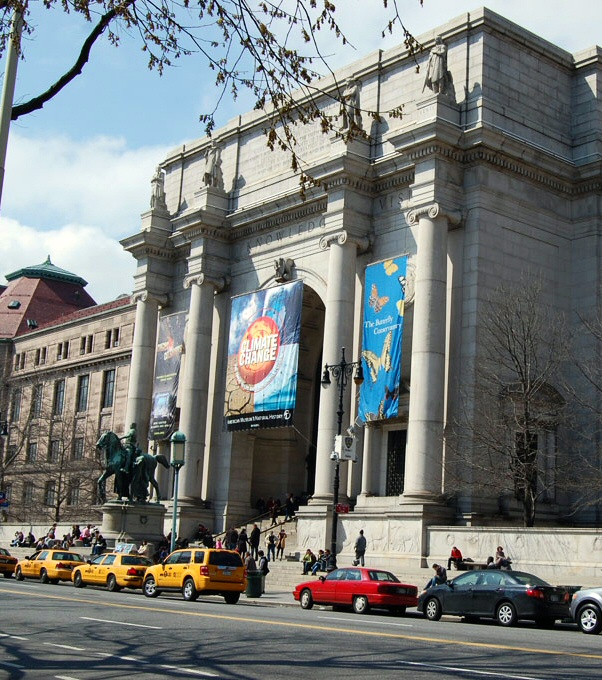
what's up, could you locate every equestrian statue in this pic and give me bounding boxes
[96,424,170,504]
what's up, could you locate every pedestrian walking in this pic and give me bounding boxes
[353,529,367,566]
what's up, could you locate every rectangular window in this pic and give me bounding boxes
[67,480,80,506]
[73,438,84,460]
[22,481,33,505]
[48,439,60,463]
[57,342,69,360]
[11,389,21,421]
[53,380,65,416]
[76,374,90,412]
[105,328,120,349]
[14,353,19,370]
[35,348,41,365]
[43,481,56,506]
[26,442,37,463]
[79,335,93,355]
[102,369,116,409]
[20,353,25,369]
[31,385,43,418]
[3,483,11,502]
[40,347,47,364]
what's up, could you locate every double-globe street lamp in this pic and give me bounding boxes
[169,430,186,553]
[321,347,364,568]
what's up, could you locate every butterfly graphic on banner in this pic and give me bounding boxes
[369,283,389,313]
[362,330,393,383]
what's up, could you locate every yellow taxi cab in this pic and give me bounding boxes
[143,548,246,603]
[15,549,85,584]
[0,548,18,577]
[72,552,153,591]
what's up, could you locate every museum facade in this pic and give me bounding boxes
[115,7,602,565]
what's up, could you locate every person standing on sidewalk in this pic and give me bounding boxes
[353,529,367,566]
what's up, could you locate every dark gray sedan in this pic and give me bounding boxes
[570,586,602,634]
[417,570,570,627]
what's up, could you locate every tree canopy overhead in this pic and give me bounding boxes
[1,0,423,159]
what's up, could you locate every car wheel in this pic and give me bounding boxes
[224,592,240,605]
[353,595,370,615]
[496,601,517,626]
[300,588,314,610]
[182,578,198,601]
[390,606,406,616]
[424,597,442,621]
[40,568,49,584]
[73,571,85,588]
[107,574,121,592]
[143,575,159,598]
[15,566,24,581]
[577,603,602,635]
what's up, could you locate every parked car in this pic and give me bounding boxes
[417,569,570,627]
[570,586,602,634]
[143,548,246,603]
[72,552,153,591]
[0,547,18,578]
[15,549,85,584]
[293,567,418,615]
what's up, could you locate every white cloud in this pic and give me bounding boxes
[0,216,135,303]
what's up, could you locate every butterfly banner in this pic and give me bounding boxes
[224,280,303,431]
[359,256,408,422]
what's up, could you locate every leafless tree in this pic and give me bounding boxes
[0,1,423,180]
[446,276,570,527]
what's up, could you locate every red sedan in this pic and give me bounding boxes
[0,548,17,578]
[293,566,418,615]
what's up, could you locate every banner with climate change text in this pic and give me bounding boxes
[224,280,303,431]
[149,311,185,440]
[359,256,407,422]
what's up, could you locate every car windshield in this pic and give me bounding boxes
[90,555,106,565]
[368,570,400,583]
[0,548,9,556]
[52,552,84,562]
[209,551,243,567]
[507,571,551,587]
[121,555,152,566]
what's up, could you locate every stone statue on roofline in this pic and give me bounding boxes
[150,165,167,211]
[340,78,363,132]
[423,35,453,97]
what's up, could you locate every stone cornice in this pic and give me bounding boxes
[184,273,229,292]
[229,198,327,239]
[319,230,371,253]
[404,202,462,228]
[132,291,170,308]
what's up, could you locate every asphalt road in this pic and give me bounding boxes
[1,579,602,679]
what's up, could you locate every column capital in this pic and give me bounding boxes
[183,272,230,292]
[319,230,370,253]
[403,202,462,227]
[132,290,170,307]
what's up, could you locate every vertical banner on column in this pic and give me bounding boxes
[224,280,303,431]
[149,311,186,440]
[359,256,408,422]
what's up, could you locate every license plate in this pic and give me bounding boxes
[550,594,559,602]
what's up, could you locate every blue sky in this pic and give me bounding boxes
[1,0,601,302]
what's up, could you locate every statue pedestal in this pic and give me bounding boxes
[101,502,167,548]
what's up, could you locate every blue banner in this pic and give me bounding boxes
[225,280,303,431]
[359,256,407,421]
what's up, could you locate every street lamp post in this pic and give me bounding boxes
[321,347,364,568]
[169,430,186,553]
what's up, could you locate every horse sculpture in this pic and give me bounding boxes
[96,430,170,504]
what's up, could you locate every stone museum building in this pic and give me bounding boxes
[3,7,602,571]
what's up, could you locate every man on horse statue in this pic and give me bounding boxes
[96,425,170,504]
[119,422,138,477]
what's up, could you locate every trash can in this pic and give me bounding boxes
[246,570,263,598]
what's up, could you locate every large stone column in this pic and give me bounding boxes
[402,203,459,502]
[178,273,226,501]
[125,291,167,444]
[313,231,367,501]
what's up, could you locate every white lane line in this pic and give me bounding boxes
[8,635,28,640]
[160,664,219,677]
[55,676,82,680]
[44,642,87,652]
[319,615,413,628]
[80,616,162,629]
[397,661,541,679]
[94,652,148,664]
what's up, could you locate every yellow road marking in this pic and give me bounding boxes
[3,587,601,661]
